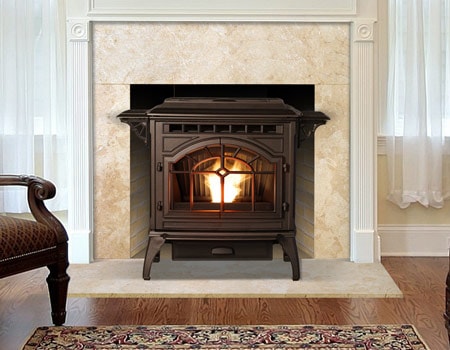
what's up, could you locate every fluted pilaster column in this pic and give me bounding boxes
[66,20,93,263]
[350,20,378,262]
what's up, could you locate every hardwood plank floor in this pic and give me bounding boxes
[0,257,448,349]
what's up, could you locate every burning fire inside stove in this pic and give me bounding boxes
[204,159,250,203]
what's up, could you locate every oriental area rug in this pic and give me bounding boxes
[23,324,429,349]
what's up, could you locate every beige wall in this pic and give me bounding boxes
[378,154,450,225]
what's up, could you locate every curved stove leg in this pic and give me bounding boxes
[143,235,166,280]
[278,235,300,281]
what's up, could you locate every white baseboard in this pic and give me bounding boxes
[378,224,450,257]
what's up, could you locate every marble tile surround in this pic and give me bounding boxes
[93,22,350,259]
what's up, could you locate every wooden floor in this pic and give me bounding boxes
[0,257,448,349]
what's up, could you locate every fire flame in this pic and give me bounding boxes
[205,160,246,203]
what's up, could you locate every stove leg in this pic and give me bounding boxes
[143,235,166,280]
[278,235,300,281]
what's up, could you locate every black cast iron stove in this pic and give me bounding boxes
[118,97,328,280]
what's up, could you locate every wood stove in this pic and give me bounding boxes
[118,97,328,280]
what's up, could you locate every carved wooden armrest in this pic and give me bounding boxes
[0,174,67,243]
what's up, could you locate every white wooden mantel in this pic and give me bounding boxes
[66,0,379,264]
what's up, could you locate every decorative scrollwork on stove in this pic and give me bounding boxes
[297,122,326,146]
[127,120,149,146]
[117,110,150,146]
[297,111,330,147]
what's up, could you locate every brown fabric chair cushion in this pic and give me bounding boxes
[0,216,58,262]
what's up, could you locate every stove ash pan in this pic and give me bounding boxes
[118,97,329,281]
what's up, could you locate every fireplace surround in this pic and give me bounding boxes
[65,0,378,265]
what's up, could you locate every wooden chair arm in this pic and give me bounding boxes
[0,175,67,243]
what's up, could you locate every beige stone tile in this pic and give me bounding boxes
[93,84,131,259]
[314,84,350,259]
[68,247,401,298]
[93,23,349,85]
[92,23,351,260]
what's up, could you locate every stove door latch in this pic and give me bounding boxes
[157,201,163,211]
[282,202,289,211]
[157,162,163,172]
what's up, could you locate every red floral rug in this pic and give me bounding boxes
[23,324,429,349]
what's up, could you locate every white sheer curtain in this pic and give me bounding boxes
[386,0,450,208]
[0,0,67,212]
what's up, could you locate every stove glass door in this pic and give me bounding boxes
[170,143,275,212]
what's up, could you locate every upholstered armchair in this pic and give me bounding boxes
[0,175,69,326]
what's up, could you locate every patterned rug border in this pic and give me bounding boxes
[23,324,430,349]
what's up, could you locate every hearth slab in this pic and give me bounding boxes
[66,246,402,298]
